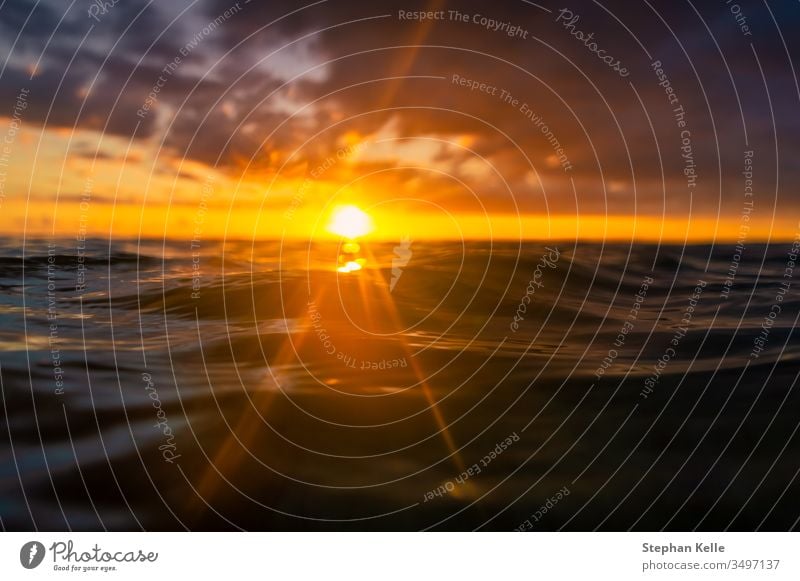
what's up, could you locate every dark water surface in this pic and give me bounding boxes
[0,238,798,530]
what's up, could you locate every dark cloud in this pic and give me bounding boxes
[1,0,798,216]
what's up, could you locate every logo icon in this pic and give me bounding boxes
[390,235,413,292]
[20,541,45,569]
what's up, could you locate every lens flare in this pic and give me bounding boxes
[337,260,364,273]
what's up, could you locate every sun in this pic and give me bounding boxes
[326,205,374,239]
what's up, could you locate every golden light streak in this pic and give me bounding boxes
[193,241,468,514]
[6,197,798,243]
[337,260,364,273]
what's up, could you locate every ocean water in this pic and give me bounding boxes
[0,237,798,531]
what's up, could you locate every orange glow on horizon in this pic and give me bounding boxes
[1,117,797,245]
[4,197,798,244]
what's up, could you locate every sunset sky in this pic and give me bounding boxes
[1,0,798,241]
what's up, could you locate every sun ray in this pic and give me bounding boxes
[192,228,466,514]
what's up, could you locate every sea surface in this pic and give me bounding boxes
[0,238,798,531]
